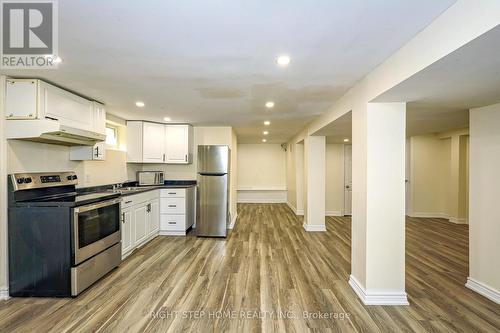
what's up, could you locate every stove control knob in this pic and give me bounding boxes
[67,175,72,181]
[24,177,32,184]
[16,178,25,184]
[72,175,78,180]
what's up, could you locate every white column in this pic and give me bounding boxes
[303,135,326,232]
[349,102,408,305]
[467,103,500,304]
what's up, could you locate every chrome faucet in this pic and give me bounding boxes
[112,183,123,191]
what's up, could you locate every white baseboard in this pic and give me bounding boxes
[0,288,9,301]
[286,202,304,216]
[325,210,343,217]
[448,216,468,224]
[302,222,326,232]
[159,230,187,236]
[229,213,238,229]
[237,189,287,203]
[466,277,500,304]
[410,212,468,224]
[348,275,409,306]
[410,212,449,219]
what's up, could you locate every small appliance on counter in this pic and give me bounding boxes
[196,145,230,237]
[137,171,164,186]
[7,172,122,297]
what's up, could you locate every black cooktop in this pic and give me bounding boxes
[13,191,120,207]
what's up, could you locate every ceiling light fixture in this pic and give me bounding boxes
[135,101,145,108]
[265,101,275,108]
[262,139,267,143]
[164,117,171,122]
[264,120,271,126]
[263,131,269,135]
[276,55,291,66]
[343,138,350,142]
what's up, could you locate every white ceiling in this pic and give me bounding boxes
[315,24,500,142]
[1,0,456,143]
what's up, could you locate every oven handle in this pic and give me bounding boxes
[73,198,122,214]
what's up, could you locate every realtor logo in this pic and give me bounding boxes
[1,0,58,68]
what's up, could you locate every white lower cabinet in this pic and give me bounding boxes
[159,187,195,236]
[133,204,148,246]
[121,207,134,255]
[148,199,160,235]
[121,190,161,259]
[121,187,194,258]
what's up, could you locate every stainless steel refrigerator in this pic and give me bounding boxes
[196,145,230,237]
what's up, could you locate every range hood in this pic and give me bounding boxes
[5,119,106,146]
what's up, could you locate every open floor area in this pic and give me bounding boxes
[0,204,498,332]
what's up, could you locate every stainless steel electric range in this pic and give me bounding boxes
[8,171,122,297]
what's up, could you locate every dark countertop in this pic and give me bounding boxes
[77,180,196,197]
[117,184,196,196]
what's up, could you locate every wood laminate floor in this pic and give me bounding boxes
[0,204,499,332]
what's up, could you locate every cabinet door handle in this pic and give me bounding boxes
[185,154,187,162]
[168,222,176,224]
[121,212,125,224]
[163,154,165,162]
[168,205,176,208]
[168,192,176,195]
[125,200,132,204]
[95,145,99,158]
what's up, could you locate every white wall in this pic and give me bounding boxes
[237,144,286,203]
[409,130,469,223]
[409,134,450,217]
[325,144,344,215]
[467,103,500,303]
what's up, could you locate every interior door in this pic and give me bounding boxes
[165,125,188,163]
[344,144,352,216]
[143,122,165,163]
[196,174,228,237]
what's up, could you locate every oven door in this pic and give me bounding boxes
[73,198,121,265]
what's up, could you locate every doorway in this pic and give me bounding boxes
[343,144,352,216]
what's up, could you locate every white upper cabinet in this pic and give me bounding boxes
[127,121,165,163]
[165,125,193,164]
[5,79,38,119]
[5,79,105,134]
[39,81,94,132]
[143,122,166,163]
[127,121,193,164]
[92,102,106,135]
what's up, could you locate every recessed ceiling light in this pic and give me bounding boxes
[262,139,267,143]
[263,131,269,135]
[265,101,275,108]
[343,138,350,142]
[164,117,171,122]
[135,101,145,108]
[264,121,271,126]
[276,55,291,66]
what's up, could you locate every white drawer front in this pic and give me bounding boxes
[160,197,185,214]
[122,190,160,208]
[160,188,186,198]
[160,214,186,230]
